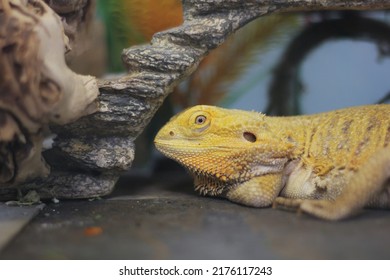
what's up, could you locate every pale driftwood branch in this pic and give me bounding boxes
[0,0,98,198]
[1,0,390,200]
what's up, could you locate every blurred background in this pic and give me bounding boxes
[2,0,390,260]
[67,0,390,168]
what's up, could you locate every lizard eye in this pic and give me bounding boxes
[190,112,211,132]
[195,115,207,125]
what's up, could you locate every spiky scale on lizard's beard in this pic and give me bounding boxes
[193,173,238,196]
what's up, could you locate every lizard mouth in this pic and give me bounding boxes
[153,141,196,161]
[155,140,247,152]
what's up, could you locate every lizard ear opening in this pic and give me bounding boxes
[243,132,256,143]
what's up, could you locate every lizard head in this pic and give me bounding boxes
[154,105,288,196]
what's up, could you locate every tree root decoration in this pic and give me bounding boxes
[0,0,98,195]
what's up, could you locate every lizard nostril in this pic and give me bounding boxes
[169,131,175,136]
[243,132,256,143]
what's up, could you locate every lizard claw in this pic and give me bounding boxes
[299,200,354,221]
[273,197,353,221]
[273,197,304,211]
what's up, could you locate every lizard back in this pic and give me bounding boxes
[296,104,390,171]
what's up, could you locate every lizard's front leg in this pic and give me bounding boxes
[276,147,390,220]
[225,173,283,207]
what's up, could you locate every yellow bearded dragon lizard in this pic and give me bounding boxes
[154,104,390,220]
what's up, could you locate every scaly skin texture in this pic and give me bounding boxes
[154,104,390,220]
